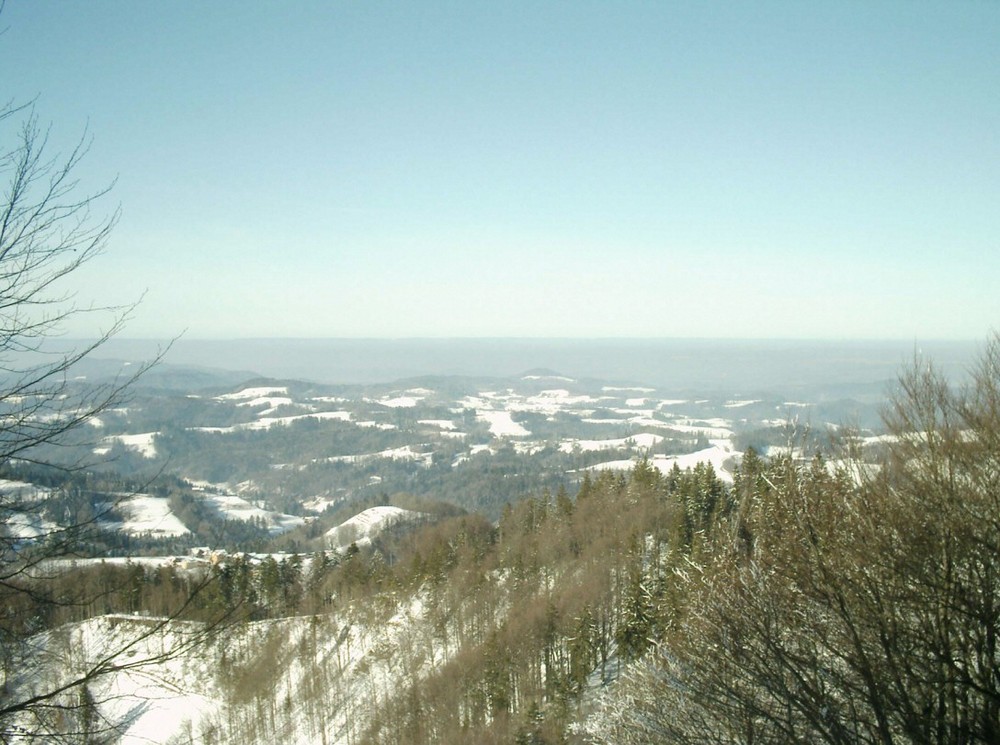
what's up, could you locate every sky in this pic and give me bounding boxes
[1,1,997,341]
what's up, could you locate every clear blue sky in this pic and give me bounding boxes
[2,1,997,340]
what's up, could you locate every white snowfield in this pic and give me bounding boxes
[204,493,305,534]
[419,419,458,430]
[371,395,423,408]
[235,395,295,414]
[100,494,191,537]
[302,495,339,513]
[215,386,289,401]
[559,432,665,453]
[0,479,50,500]
[522,389,599,412]
[7,510,60,540]
[724,399,762,408]
[325,505,423,548]
[100,432,159,458]
[586,441,740,483]
[662,421,734,439]
[355,420,397,430]
[323,445,433,467]
[477,410,531,437]
[192,410,352,434]
[12,616,220,745]
[39,595,440,744]
[473,388,600,416]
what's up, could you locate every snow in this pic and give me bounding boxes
[463,389,597,416]
[0,479,50,500]
[192,410,352,434]
[559,433,665,453]
[106,433,159,458]
[477,410,531,437]
[724,399,762,408]
[586,442,740,483]
[663,421,734,439]
[373,395,422,408]
[99,494,190,537]
[355,420,397,430]
[302,496,339,513]
[603,386,655,393]
[236,395,295,414]
[419,419,457,430]
[761,418,792,427]
[13,597,456,745]
[325,505,422,548]
[216,386,289,401]
[247,411,352,430]
[203,494,305,534]
[520,389,598,413]
[861,433,901,445]
[7,510,60,540]
[514,441,548,455]
[324,445,433,467]
[236,395,294,408]
[308,410,352,422]
[458,395,492,409]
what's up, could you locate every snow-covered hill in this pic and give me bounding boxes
[324,505,424,549]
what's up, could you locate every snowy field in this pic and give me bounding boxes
[477,410,531,437]
[325,506,423,548]
[100,494,190,537]
[559,432,664,453]
[586,441,740,483]
[203,493,305,534]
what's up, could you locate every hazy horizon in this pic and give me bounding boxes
[84,336,981,394]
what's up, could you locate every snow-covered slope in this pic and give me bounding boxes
[11,597,444,745]
[325,505,423,549]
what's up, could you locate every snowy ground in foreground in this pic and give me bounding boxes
[12,592,443,744]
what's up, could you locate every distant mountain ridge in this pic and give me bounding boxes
[81,337,978,396]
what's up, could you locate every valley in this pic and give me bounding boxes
[0,356,896,743]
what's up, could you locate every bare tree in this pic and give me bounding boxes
[594,336,1000,744]
[0,88,219,741]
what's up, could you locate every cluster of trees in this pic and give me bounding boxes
[205,341,999,745]
[593,343,1000,744]
[152,462,725,744]
[332,463,725,743]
